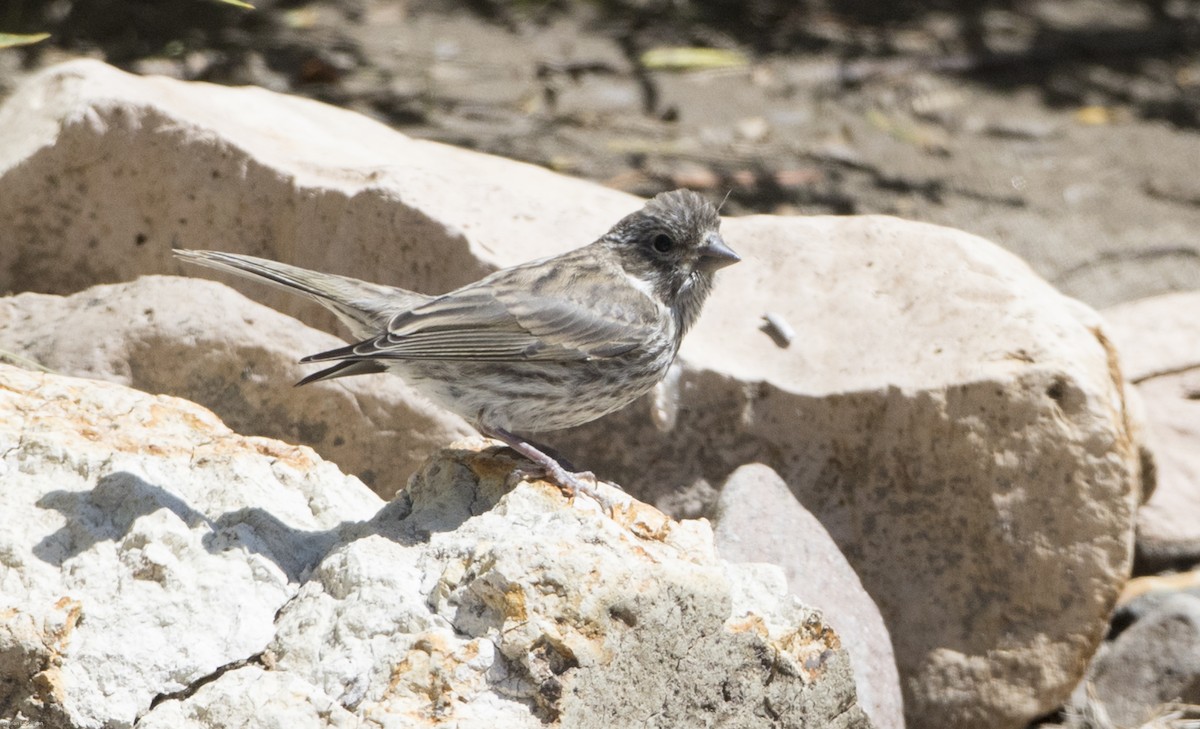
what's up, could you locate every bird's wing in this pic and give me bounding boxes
[303,257,663,363]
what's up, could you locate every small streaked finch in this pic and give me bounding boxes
[175,189,739,503]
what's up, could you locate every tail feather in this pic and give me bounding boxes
[174,249,429,339]
[294,359,388,387]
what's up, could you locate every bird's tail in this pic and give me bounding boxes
[174,249,430,339]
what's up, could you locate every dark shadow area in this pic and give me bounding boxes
[4,0,1198,130]
[30,456,512,581]
[432,0,1200,128]
[33,470,372,581]
[3,0,282,64]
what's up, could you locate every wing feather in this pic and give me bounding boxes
[302,253,663,364]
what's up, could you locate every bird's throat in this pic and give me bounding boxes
[673,271,714,335]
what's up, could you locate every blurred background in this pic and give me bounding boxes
[1,0,1198,308]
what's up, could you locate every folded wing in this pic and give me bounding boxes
[302,258,662,364]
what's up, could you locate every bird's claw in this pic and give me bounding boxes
[509,464,615,512]
[482,426,619,513]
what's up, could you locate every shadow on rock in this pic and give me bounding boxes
[33,470,368,582]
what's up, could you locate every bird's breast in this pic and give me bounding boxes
[387,337,678,433]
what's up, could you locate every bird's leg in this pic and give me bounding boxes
[480,426,613,510]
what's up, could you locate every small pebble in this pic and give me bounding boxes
[761,312,795,348]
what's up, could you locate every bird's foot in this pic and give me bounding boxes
[483,426,617,512]
[511,463,609,506]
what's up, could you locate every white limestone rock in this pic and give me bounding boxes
[1,363,871,728]
[0,59,634,312]
[247,444,872,728]
[0,364,382,729]
[1102,291,1200,383]
[137,666,360,729]
[1071,592,1200,725]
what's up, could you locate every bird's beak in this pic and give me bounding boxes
[697,233,741,272]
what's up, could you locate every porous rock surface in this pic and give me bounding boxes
[0,364,871,729]
[0,60,1146,729]
[0,364,381,728]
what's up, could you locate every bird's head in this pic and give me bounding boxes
[604,189,739,331]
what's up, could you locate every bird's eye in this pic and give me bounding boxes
[652,233,674,253]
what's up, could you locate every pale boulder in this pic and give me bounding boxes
[0,364,382,728]
[1102,291,1200,382]
[1103,291,1200,569]
[0,59,634,320]
[0,276,472,497]
[242,444,871,729]
[0,364,873,729]
[1072,592,1200,725]
[136,667,359,729]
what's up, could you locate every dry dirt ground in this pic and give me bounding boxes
[3,0,1199,310]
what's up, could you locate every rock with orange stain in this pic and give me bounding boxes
[2,363,870,729]
[0,363,382,728]
[137,442,873,729]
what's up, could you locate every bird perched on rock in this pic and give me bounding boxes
[175,189,739,504]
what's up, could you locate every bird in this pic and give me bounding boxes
[174,189,739,505]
